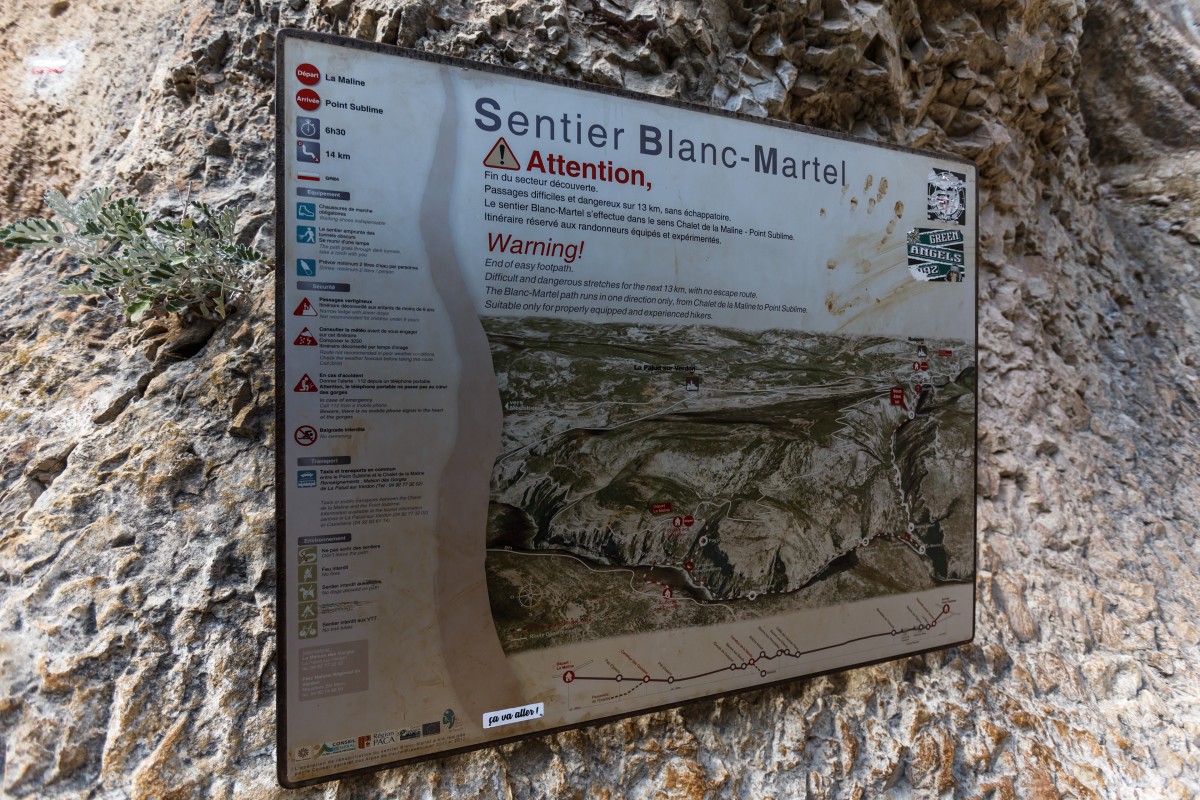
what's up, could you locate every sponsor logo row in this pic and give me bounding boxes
[293,710,456,761]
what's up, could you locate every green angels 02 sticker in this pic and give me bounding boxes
[906,228,966,282]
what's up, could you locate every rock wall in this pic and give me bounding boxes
[1,0,1198,797]
[1080,0,1200,163]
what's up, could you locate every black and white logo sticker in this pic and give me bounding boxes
[926,169,967,225]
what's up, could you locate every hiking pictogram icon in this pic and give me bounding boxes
[294,374,319,393]
[293,298,317,316]
[484,137,521,170]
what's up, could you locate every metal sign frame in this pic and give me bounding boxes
[272,29,974,786]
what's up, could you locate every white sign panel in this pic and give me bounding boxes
[276,30,977,787]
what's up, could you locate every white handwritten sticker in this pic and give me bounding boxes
[482,702,545,730]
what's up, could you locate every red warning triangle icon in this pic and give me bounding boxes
[293,297,317,316]
[294,327,318,346]
[483,137,521,170]
[294,374,319,393]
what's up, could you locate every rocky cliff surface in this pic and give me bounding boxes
[1,0,1199,797]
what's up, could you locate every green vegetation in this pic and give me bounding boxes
[0,188,271,321]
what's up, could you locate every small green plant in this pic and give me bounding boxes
[0,187,271,321]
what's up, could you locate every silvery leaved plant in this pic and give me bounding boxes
[0,187,271,321]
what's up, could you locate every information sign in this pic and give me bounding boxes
[275,30,977,787]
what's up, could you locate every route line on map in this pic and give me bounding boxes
[488,546,738,616]
[561,604,953,687]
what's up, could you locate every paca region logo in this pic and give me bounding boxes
[926,169,967,224]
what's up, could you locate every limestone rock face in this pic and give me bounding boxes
[1080,0,1200,164]
[1,0,1199,797]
